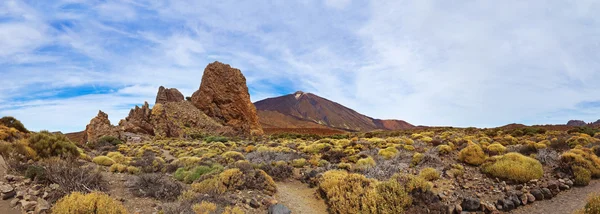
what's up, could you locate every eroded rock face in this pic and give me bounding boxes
[83,111,119,143]
[191,61,263,136]
[155,86,184,104]
[567,120,586,126]
[118,102,154,135]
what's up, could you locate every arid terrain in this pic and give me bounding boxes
[2,62,600,214]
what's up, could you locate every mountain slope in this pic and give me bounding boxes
[254,91,414,132]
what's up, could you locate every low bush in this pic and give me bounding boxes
[93,156,116,166]
[412,153,424,166]
[28,131,79,158]
[458,143,486,166]
[133,150,165,173]
[486,143,506,155]
[260,163,294,181]
[94,136,122,148]
[378,147,398,160]
[107,151,129,164]
[573,165,592,186]
[109,164,128,173]
[191,168,277,196]
[192,201,217,214]
[582,194,600,214]
[560,148,600,178]
[418,167,440,181]
[174,165,223,184]
[221,151,245,163]
[318,170,412,214]
[356,156,376,169]
[292,158,307,168]
[481,152,543,183]
[129,173,183,201]
[51,192,127,214]
[205,136,229,143]
[38,159,106,201]
[437,145,452,155]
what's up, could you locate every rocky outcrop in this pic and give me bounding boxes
[83,111,119,143]
[118,102,154,135]
[191,61,263,136]
[155,86,184,104]
[567,120,586,126]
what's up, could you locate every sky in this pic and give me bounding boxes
[1,0,600,132]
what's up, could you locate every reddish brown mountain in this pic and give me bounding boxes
[254,91,414,132]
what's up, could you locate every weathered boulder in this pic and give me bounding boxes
[191,61,263,136]
[155,86,184,104]
[530,188,544,200]
[541,188,553,199]
[83,111,119,143]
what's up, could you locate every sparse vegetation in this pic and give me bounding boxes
[51,192,128,213]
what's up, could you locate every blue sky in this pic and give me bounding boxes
[1,0,600,132]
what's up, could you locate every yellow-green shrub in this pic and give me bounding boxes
[567,134,596,148]
[107,152,129,164]
[486,143,506,155]
[127,166,141,174]
[356,156,376,169]
[192,177,226,195]
[219,168,244,191]
[192,201,217,214]
[175,156,203,168]
[481,152,543,183]
[403,145,415,151]
[93,156,116,166]
[378,147,398,160]
[582,194,600,214]
[51,192,128,214]
[574,165,592,186]
[411,153,424,166]
[438,145,452,155]
[221,151,245,163]
[109,164,128,173]
[291,158,307,168]
[28,131,79,158]
[318,170,378,214]
[458,143,486,166]
[374,179,412,213]
[561,148,600,178]
[222,206,244,214]
[419,167,440,181]
[449,164,464,177]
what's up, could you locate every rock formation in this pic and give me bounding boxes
[191,61,263,136]
[118,102,155,136]
[155,86,184,104]
[567,120,586,127]
[83,111,119,143]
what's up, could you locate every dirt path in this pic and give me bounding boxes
[0,157,22,214]
[276,181,328,214]
[511,180,600,214]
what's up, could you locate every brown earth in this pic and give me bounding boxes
[258,110,332,129]
[510,181,600,214]
[263,128,346,136]
[254,91,414,132]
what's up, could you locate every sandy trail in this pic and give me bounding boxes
[511,180,600,214]
[276,181,328,214]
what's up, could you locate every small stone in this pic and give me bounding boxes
[10,198,19,207]
[559,184,569,191]
[526,193,535,203]
[24,194,38,201]
[461,197,481,211]
[42,192,48,199]
[16,191,25,199]
[21,200,37,211]
[31,185,42,191]
[2,190,16,200]
[268,204,291,214]
[558,179,565,183]
[516,185,523,190]
[531,188,544,200]
[35,198,50,214]
[520,194,529,205]
[250,199,261,208]
[565,180,574,187]
[503,199,515,211]
[23,179,31,185]
[509,195,521,207]
[541,188,553,199]
[30,190,40,196]
[447,205,455,214]
[49,184,59,190]
[547,181,559,190]
[454,204,463,214]
[0,184,14,194]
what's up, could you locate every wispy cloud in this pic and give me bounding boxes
[0,0,599,132]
